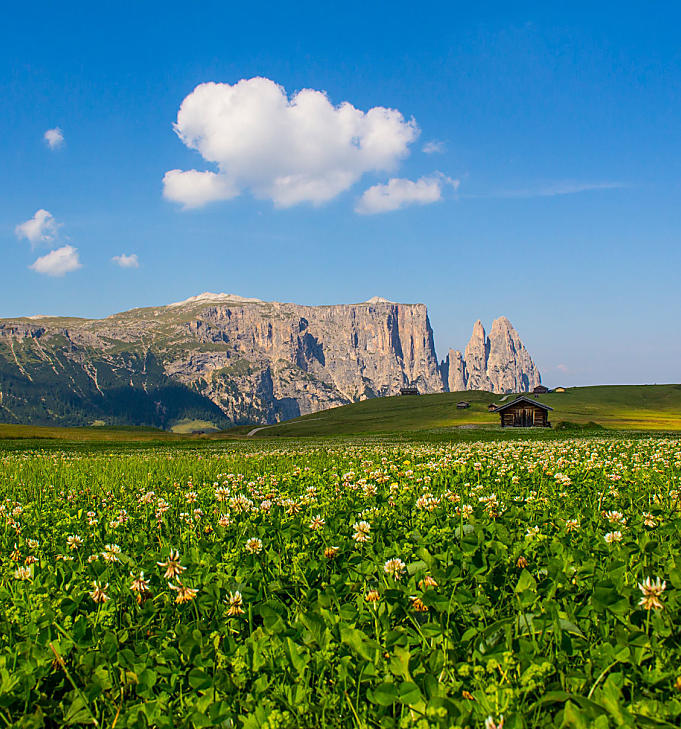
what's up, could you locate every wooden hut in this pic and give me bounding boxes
[533,385,549,395]
[456,401,470,409]
[400,386,419,396]
[553,386,567,393]
[493,396,553,428]
[487,403,498,412]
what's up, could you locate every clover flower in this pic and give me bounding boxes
[309,515,325,531]
[14,566,32,581]
[410,596,429,612]
[352,521,371,543]
[323,546,340,559]
[226,591,245,616]
[418,575,438,590]
[565,519,580,532]
[638,576,666,611]
[130,571,150,594]
[604,531,623,544]
[642,512,656,528]
[384,557,406,580]
[89,581,110,603]
[485,717,504,729]
[157,549,186,579]
[102,543,121,562]
[365,590,380,603]
[66,534,83,550]
[169,580,198,604]
[245,537,263,554]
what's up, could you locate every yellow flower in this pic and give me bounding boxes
[323,546,340,559]
[365,590,380,603]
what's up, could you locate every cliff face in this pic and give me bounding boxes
[0,295,444,427]
[0,295,541,427]
[441,317,541,394]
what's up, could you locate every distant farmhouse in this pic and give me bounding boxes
[553,386,567,393]
[493,396,553,428]
[456,401,470,409]
[533,385,549,395]
[400,386,419,396]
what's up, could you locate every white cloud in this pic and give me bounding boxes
[163,77,419,208]
[356,174,459,214]
[423,140,445,154]
[496,181,626,198]
[44,127,64,149]
[163,169,238,208]
[15,209,60,246]
[112,253,140,268]
[30,245,81,277]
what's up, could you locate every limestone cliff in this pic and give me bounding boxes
[0,294,444,427]
[441,317,541,394]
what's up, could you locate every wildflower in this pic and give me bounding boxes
[638,577,666,611]
[485,717,504,729]
[157,549,186,579]
[411,596,429,612]
[418,575,438,590]
[102,543,121,562]
[24,555,38,565]
[169,580,198,604]
[604,510,627,526]
[565,518,580,532]
[642,512,656,527]
[309,515,325,531]
[89,581,110,603]
[67,534,83,550]
[462,690,474,700]
[14,566,32,580]
[365,590,380,603]
[185,491,198,503]
[215,486,230,502]
[130,571,150,594]
[226,591,245,616]
[87,554,99,563]
[384,557,406,580]
[525,526,540,539]
[323,546,340,559]
[604,531,623,544]
[218,513,232,528]
[245,537,263,554]
[516,556,529,569]
[27,539,39,550]
[9,544,20,561]
[352,521,371,543]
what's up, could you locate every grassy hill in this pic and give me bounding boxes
[248,384,681,437]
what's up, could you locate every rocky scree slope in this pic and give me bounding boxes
[0,295,540,428]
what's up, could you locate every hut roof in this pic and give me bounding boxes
[492,396,554,413]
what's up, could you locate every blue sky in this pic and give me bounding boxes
[2,1,680,386]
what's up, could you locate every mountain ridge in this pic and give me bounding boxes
[0,294,541,429]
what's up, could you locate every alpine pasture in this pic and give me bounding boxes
[2,435,681,728]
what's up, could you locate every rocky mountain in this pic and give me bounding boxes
[0,295,540,428]
[441,317,541,394]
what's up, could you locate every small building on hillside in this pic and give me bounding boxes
[487,402,498,412]
[553,386,567,393]
[493,396,553,428]
[457,401,470,409]
[533,385,549,395]
[400,387,419,396]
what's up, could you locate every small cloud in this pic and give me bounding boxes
[423,140,445,154]
[44,127,64,150]
[30,245,81,277]
[497,181,626,199]
[15,209,60,247]
[556,364,570,373]
[356,174,459,215]
[112,253,140,268]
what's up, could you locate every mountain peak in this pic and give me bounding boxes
[168,292,264,308]
[364,296,394,304]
